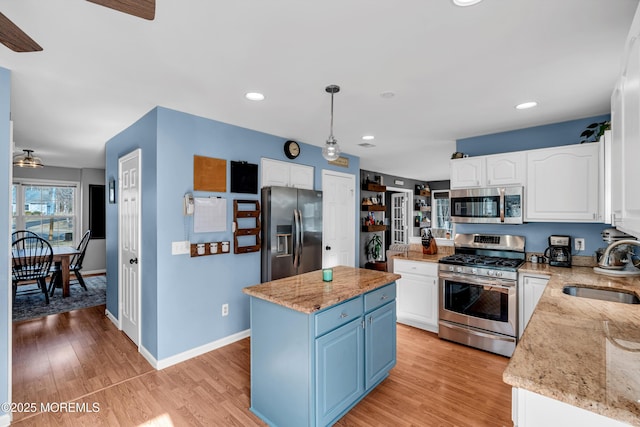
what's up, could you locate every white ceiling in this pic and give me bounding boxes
[1,0,638,181]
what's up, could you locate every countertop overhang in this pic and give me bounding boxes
[243,265,401,314]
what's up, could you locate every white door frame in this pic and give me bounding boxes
[321,169,356,267]
[118,149,142,349]
[387,186,413,243]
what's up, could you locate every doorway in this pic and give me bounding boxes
[386,187,412,245]
[118,149,142,346]
[322,170,356,268]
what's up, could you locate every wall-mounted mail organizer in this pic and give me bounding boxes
[190,241,231,257]
[233,199,261,254]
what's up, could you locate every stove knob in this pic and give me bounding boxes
[471,268,477,275]
[487,270,495,276]
[496,271,503,278]
[449,266,455,272]
[456,266,463,273]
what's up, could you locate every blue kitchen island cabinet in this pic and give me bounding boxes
[243,266,400,427]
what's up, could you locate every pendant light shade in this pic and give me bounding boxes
[13,149,44,168]
[322,85,341,161]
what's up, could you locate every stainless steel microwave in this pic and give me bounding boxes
[450,187,524,224]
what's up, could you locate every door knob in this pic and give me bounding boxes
[129,258,138,264]
[325,246,331,250]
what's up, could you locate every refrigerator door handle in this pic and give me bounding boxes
[292,209,300,268]
[297,209,304,262]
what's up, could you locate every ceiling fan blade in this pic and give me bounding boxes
[86,0,155,20]
[0,12,42,52]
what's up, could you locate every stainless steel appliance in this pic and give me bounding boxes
[438,233,525,357]
[450,187,523,224]
[261,186,323,282]
[544,235,571,268]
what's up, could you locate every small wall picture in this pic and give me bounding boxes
[109,179,116,204]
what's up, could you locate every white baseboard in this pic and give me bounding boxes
[155,329,251,370]
[105,308,119,328]
[0,412,11,427]
[139,345,158,369]
[83,269,106,276]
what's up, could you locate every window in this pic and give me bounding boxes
[12,180,79,247]
[432,190,453,240]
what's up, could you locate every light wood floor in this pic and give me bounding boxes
[12,305,512,426]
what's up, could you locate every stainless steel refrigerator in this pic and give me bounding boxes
[261,186,323,282]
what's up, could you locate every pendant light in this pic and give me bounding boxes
[13,149,44,168]
[322,84,341,161]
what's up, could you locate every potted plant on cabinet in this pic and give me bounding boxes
[580,121,610,143]
[367,234,383,262]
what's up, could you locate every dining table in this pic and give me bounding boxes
[51,246,80,297]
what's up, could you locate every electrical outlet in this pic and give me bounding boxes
[171,241,190,255]
[222,303,229,317]
[575,238,585,251]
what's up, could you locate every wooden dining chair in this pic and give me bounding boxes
[12,236,53,305]
[12,230,39,243]
[49,229,92,296]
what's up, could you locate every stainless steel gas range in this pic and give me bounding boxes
[438,234,525,357]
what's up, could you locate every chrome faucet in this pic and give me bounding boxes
[598,239,640,269]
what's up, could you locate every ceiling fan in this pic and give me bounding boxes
[0,0,155,53]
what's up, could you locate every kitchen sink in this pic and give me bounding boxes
[562,285,640,304]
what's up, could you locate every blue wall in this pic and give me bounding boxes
[106,106,360,360]
[0,67,10,420]
[456,114,611,254]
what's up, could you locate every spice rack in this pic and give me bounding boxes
[233,199,261,254]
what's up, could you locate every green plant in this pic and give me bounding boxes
[367,234,383,260]
[580,121,610,143]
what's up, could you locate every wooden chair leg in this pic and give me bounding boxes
[38,278,50,304]
[74,271,88,290]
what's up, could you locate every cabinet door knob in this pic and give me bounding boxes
[340,312,348,318]
[325,246,331,250]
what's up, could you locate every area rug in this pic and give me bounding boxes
[12,275,106,322]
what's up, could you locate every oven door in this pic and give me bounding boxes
[439,271,517,337]
[450,187,523,224]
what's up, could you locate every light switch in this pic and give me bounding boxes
[172,241,190,255]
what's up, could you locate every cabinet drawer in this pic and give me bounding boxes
[364,283,396,313]
[393,260,438,276]
[315,297,363,337]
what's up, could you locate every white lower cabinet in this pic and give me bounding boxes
[518,274,549,338]
[512,388,630,427]
[393,259,438,333]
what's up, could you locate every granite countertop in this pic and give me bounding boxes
[504,263,640,425]
[242,265,401,314]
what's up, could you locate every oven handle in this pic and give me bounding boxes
[499,187,505,223]
[439,272,515,289]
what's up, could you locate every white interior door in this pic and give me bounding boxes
[119,149,141,346]
[322,170,356,268]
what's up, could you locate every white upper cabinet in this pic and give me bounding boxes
[261,158,314,189]
[616,31,640,237]
[525,143,600,222]
[450,152,524,189]
[485,152,526,187]
[450,157,484,188]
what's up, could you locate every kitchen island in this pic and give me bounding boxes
[243,265,400,427]
[504,264,640,426]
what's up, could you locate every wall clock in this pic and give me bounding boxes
[284,140,300,159]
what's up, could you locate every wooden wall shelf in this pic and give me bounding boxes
[233,200,261,254]
[362,225,387,232]
[361,205,386,212]
[190,241,230,257]
[362,183,387,192]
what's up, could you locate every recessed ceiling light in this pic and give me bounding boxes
[452,0,483,6]
[380,91,395,99]
[362,135,375,141]
[245,92,265,101]
[358,142,376,148]
[515,101,538,110]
